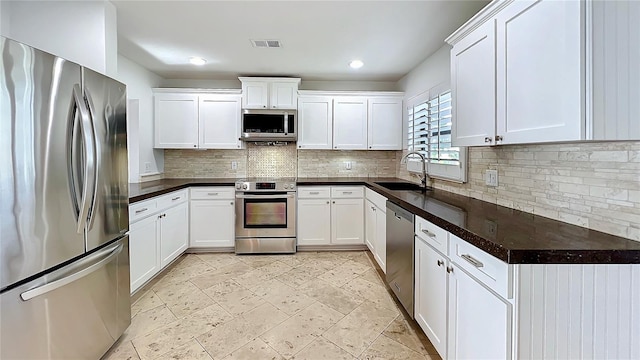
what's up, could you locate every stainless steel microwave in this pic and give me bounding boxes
[240,109,297,141]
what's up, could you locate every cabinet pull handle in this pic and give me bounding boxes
[421,229,436,238]
[495,135,503,142]
[309,191,319,195]
[371,206,376,211]
[484,137,492,143]
[135,208,148,214]
[171,197,180,201]
[208,192,219,196]
[461,254,484,268]
[342,191,352,194]
[446,266,453,273]
[437,260,444,267]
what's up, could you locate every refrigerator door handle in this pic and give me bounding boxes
[20,241,124,301]
[84,88,99,231]
[72,84,96,234]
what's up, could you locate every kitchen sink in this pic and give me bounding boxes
[375,181,432,192]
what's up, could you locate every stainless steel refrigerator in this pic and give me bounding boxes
[0,36,130,359]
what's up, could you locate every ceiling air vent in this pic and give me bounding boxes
[251,39,282,48]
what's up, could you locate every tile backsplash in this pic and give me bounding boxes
[165,141,639,241]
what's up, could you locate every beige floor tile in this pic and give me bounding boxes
[132,304,233,360]
[359,335,428,360]
[291,338,355,360]
[153,261,214,288]
[341,277,398,312]
[195,253,241,269]
[190,262,254,290]
[348,252,376,267]
[317,261,370,287]
[237,254,282,268]
[357,268,386,287]
[260,302,344,358]
[154,279,199,302]
[215,288,266,315]
[154,339,213,360]
[234,261,293,288]
[271,254,307,268]
[131,290,164,318]
[300,279,364,315]
[223,338,284,360]
[322,302,399,357]
[102,339,140,360]
[197,303,289,359]
[154,281,215,318]
[383,317,439,356]
[251,279,316,315]
[276,267,321,288]
[201,279,244,298]
[122,305,177,342]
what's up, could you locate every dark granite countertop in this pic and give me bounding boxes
[129,177,640,264]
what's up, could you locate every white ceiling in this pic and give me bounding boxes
[113,1,489,81]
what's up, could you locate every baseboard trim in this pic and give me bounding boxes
[297,244,368,252]
[186,247,235,253]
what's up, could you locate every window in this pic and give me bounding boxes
[407,88,467,182]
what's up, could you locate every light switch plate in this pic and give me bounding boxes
[485,169,498,187]
[344,161,352,170]
[231,161,238,170]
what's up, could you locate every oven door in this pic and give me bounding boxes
[235,192,296,238]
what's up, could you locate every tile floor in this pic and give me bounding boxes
[102,251,441,360]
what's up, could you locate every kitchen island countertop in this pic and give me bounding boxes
[129,177,640,264]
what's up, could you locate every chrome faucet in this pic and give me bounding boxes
[401,151,429,190]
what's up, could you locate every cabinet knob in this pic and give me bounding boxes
[263,105,266,108]
[193,144,197,148]
[299,145,302,148]
[272,105,276,108]
[230,201,234,205]
[437,259,444,267]
[334,146,337,149]
[446,266,453,274]
[484,137,492,143]
[326,201,330,204]
[369,146,372,149]
[332,201,335,204]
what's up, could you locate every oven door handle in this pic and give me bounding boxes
[235,194,295,199]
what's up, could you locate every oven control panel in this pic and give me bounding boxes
[235,181,296,192]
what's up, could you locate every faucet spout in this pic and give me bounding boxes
[401,151,429,190]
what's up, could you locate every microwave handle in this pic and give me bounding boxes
[284,112,289,135]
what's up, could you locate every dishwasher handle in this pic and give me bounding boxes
[386,201,414,223]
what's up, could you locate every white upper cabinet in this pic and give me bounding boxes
[239,77,300,109]
[495,0,582,144]
[199,94,242,149]
[153,89,242,150]
[367,97,403,150]
[154,93,199,149]
[450,20,496,147]
[298,95,333,149]
[333,97,368,150]
[447,0,640,145]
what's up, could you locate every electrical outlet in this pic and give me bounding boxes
[144,162,152,172]
[485,169,498,187]
[344,161,352,170]
[231,161,238,170]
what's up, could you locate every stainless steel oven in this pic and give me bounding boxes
[235,179,297,254]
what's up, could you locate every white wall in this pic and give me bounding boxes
[397,45,450,100]
[160,78,398,92]
[116,55,164,183]
[0,0,117,77]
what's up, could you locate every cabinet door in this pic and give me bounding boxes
[270,82,298,109]
[448,264,512,360]
[190,200,235,248]
[451,20,496,147]
[415,238,447,358]
[495,0,582,144]
[129,215,159,293]
[333,97,367,150]
[154,93,199,148]
[159,202,189,268]
[242,81,269,109]
[374,207,387,273]
[331,198,365,245]
[297,199,331,246]
[367,97,403,150]
[365,200,377,253]
[298,96,333,149]
[199,94,242,149]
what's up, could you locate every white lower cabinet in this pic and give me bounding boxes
[129,189,189,293]
[297,186,364,246]
[189,187,235,248]
[365,188,387,272]
[447,263,512,360]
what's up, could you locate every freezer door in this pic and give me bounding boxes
[0,36,85,290]
[83,68,129,251]
[0,236,131,359]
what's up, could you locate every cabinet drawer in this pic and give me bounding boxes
[129,199,158,223]
[365,188,387,211]
[190,187,235,200]
[331,186,364,198]
[449,234,512,299]
[157,189,189,209]
[298,187,331,199]
[415,216,448,255]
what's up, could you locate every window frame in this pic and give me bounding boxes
[405,84,467,183]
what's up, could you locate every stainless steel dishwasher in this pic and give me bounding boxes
[386,201,415,318]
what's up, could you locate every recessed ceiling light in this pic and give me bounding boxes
[349,60,364,69]
[189,57,206,66]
